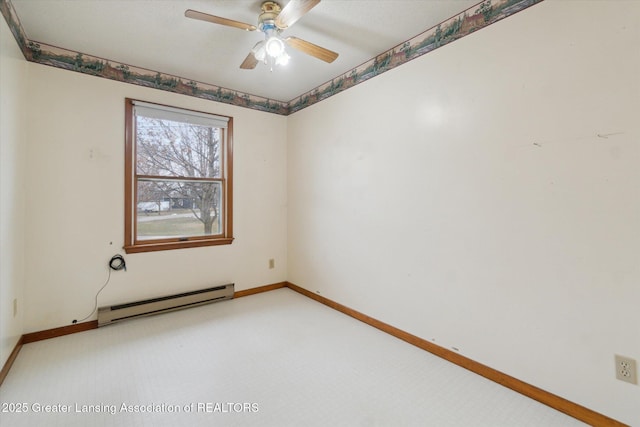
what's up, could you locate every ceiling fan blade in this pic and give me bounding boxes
[185,9,257,32]
[240,52,259,69]
[285,36,338,63]
[275,0,321,29]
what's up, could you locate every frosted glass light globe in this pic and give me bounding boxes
[265,36,285,58]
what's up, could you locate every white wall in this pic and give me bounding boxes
[287,1,640,425]
[23,64,288,333]
[0,16,27,367]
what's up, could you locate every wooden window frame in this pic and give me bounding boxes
[124,98,233,253]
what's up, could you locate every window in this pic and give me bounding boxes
[124,99,233,253]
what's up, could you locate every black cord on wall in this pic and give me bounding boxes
[72,254,126,324]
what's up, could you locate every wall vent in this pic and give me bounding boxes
[97,284,234,327]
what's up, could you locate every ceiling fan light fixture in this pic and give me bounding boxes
[265,36,285,58]
[275,51,290,66]
[252,41,267,62]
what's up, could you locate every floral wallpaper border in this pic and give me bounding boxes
[288,0,543,113]
[1,0,543,116]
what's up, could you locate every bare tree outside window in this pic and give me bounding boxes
[136,117,222,237]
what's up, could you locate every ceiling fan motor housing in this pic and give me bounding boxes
[259,1,282,32]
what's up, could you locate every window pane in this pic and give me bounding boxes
[135,115,221,178]
[136,180,222,240]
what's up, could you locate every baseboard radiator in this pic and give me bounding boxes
[97,284,234,327]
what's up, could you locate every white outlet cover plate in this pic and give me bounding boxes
[615,355,638,384]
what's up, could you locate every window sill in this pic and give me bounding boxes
[124,237,234,254]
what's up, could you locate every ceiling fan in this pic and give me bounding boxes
[185,0,339,70]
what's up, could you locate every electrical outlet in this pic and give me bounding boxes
[268,258,275,269]
[615,355,637,384]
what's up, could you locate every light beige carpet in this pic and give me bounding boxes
[0,288,585,426]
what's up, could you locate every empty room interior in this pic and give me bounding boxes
[1,0,638,426]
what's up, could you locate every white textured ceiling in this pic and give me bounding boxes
[11,0,480,101]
